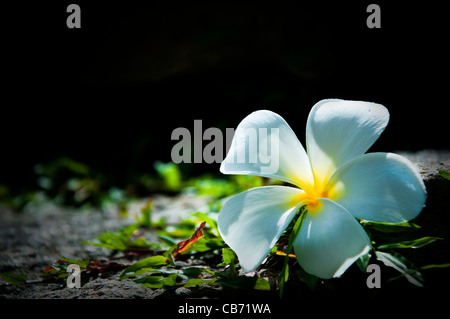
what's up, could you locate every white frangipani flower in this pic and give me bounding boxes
[218,99,427,279]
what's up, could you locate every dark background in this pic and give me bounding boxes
[2,1,448,193]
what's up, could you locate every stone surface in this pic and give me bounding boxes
[0,150,449,299]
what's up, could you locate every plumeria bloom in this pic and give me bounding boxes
[218,99,427,279]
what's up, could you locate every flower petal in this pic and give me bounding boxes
[218,186,304,272]
[306,99,389,188]
[221,110,314,189]
[325,152,427,223]
[294,199,371,279]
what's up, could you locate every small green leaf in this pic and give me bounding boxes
[0,272,27,285]
[58,255,89,268]
[356,253,371,272]
[162,273,177,286]
[377,237,442,250]
[182,267,206,279]
[83,224,139,251]
[222,248,236,264]
[134,273,177,288]
[191,212,219,235]
[439,170,450,181]
[222,248,237,277]
[157,235,177,246]
[154,161,182,191]
[295,266,318,290]
[138,201,152,228]
[191,238,226,252]
[278,206,307,298]
[120,255,169,278]
[253,277,271,291]
[361,221,421,233]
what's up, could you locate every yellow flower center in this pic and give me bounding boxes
[289,178,343,215]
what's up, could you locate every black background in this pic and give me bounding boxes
[2,1,448,191]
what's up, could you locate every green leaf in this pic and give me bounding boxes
[134,273,177,288]
[154,161,182,191]
[253,277,271,291]
[191,212,219,235]
[361,221,421,233]
[157,235,177,246]
[377,237,442,250]
[83,224,139,251]
[189,238,226,253]
[134,276,165,288]
[120,268,157,279]
[295,266,318,290]
[0,272,27,285]
[182,267,206,279]
[222,248,236,264]
[120,255,169,279]
[100,231,128,250]
[421,263,450,270]
[278,206,307,298]
[222,248,237,277]
[375,251,424,287]
[439,170,450,181]
[356,253,371,272]
[58,255,89,268]
[190,177,236,197]
[138,201,152,228]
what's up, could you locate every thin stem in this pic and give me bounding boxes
[278,205,308,298]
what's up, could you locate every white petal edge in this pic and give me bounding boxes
[326,152,427,223]
[306,99,389,188]
[294,198,371,279]
[220,110,314,189]
[218,186,304,272]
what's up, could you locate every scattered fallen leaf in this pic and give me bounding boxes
[172,221,206,259]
